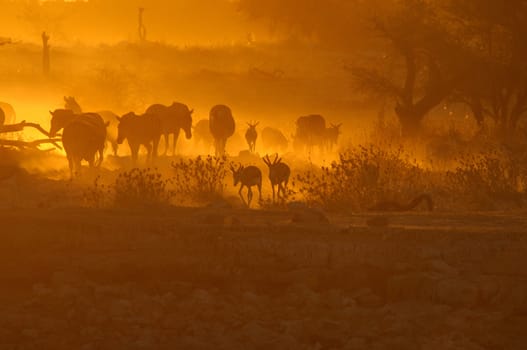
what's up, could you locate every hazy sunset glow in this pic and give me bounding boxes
[1,1,527,349]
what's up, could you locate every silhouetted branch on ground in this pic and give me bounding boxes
[0,121,52,137]
[0,121,63,150]
[0,138,63,151]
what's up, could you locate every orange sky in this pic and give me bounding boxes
[0,0,268,46]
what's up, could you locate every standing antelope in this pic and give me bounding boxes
[231,164,262,207]
[262,154,291,203]
[325,123,342,151]
[245,121,259,153]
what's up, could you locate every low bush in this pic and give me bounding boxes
[171,155,228,204]
[446,147,527,209]
[113,168,173,208]
[296,144,432,211]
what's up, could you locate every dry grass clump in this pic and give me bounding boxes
[446,147,527,209]
[113,168,173,208]
[82,175,111,209]
[296,144,432,211]
[83,168,174,209]
[171,155,228,205]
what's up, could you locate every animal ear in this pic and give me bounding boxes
[190,109,194,115]
[116,116,122,121]
[49,110,54,116]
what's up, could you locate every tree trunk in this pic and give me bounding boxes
[42,32,50,76]
[395,104,425,138]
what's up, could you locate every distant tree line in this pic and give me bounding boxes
[238,0,527,139]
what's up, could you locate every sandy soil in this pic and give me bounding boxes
[0,196,526,349]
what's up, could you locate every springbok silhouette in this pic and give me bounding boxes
[230,163,262,207]
[262,154,291,203]
[245,121,259,153]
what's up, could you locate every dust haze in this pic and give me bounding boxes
[1,0,527,349]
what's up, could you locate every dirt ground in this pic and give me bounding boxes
[0,195,526,349]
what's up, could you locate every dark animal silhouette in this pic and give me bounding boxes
[0,102,16,125]
[49,109,107,168]
[231,164,262,207]
[61,116,107,179]
[0,107,4,126]
[325,123,342,151]
[294,114,326,152]
[64,96,120,156]
[210,105,235,156]
[145,102,193,156]
[245,121,259,153]
[262,154,291,203]
[116,112,162,163]
[368,194,434,212]
[261,127,288,152]
[193,119,213,150]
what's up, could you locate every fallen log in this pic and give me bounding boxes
[0,121,52,137]
[0,138,63,150]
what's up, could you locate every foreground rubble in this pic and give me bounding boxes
[0,208,526,349]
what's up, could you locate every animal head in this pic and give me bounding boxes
[171,102,194,139]
[329,123,342,132]
[327,123,342,142]
[115,112,136,144]
[230,163,245,186]
[49,109,75,137]
[247,121,259,130]
[262,154,282,168]
[64,96,82,114]
[262,154,290,183]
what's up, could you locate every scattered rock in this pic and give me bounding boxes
[366,216,390,227]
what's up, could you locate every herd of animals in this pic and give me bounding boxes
[0,97,343,206]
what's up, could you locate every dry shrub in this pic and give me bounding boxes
[446,147,527,209]
[171,155,228,204]
[82,175,112,208]
[113,168,173,208]
[296,144,431,211]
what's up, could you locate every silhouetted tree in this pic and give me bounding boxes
[445,0,527,137]
[42,31,50,76]
[138,7,147,42]
[238,0,463,137]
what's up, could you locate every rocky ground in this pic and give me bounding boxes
[0,207,526,349]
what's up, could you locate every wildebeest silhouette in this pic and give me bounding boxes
[245,121,259,153]
[209,105,235,156]
[0,102,16,125]
[63,96,120,156]
[294,114,327,152]
[116,112,162,164]
[145,102,193,156]
[49,109,107,171]
[261,127,288,153]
